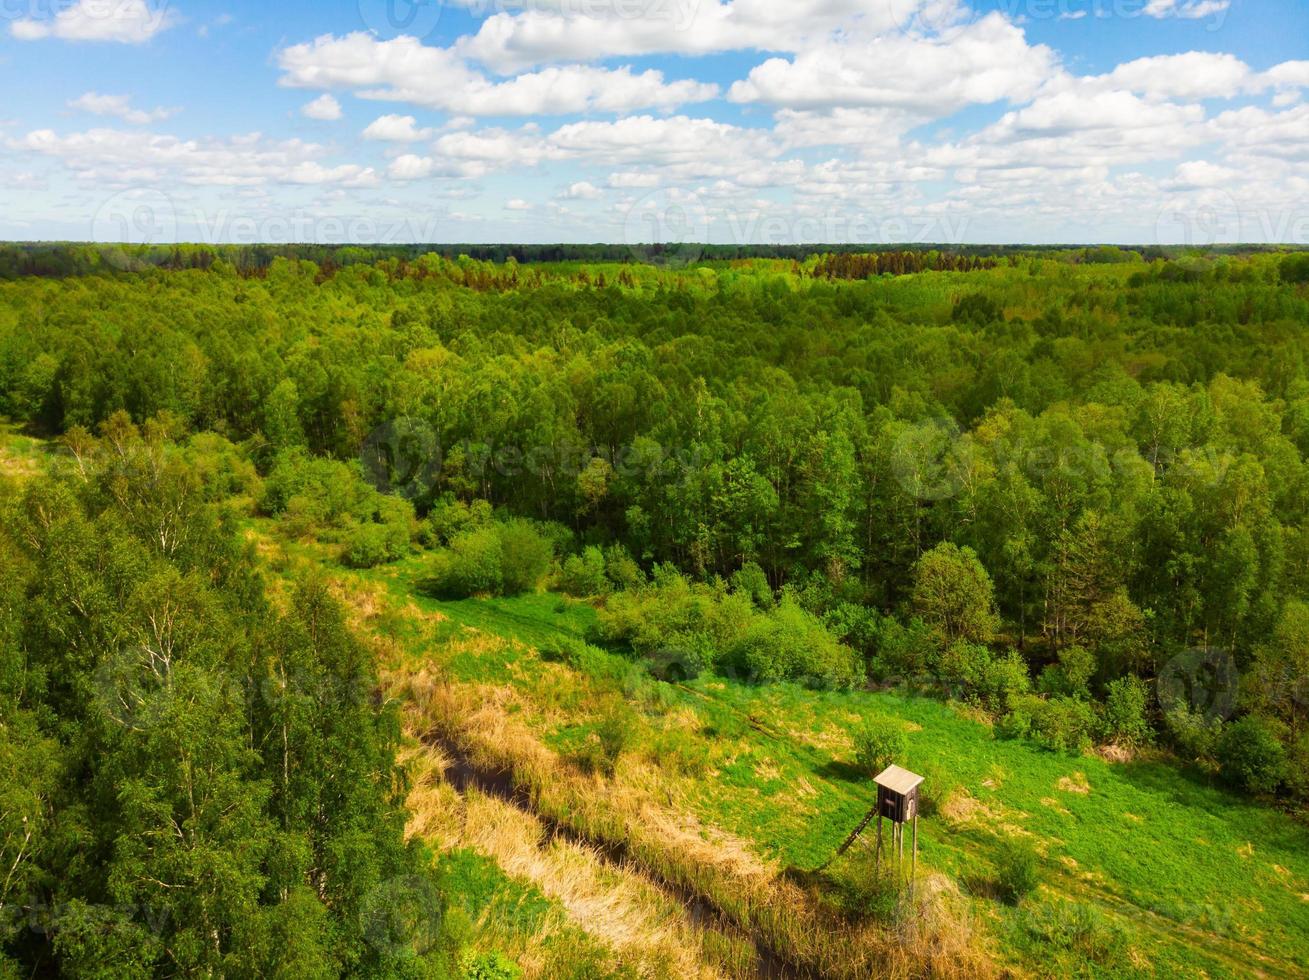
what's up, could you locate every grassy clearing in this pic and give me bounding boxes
[334,549,1309,978]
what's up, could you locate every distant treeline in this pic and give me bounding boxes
[6,241,1303,280]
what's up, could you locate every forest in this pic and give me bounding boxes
[3,244,1309,977]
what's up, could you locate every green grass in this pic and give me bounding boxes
[436,848,622,979]
[359,561,1309,979]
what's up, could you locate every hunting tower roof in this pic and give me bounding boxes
[874,765,924,795]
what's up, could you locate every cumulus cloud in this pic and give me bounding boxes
[12,0,177,43]
[727,14,1054,117]
[301,95,343,121]
[278,33,717,117]
[69,92,177,125]
[363,114,433,142]
[11,127,377,187]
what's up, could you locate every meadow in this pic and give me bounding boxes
[311,540,1309,979]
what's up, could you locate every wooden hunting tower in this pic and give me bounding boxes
[873,765,924,891]
[875,765,923,823]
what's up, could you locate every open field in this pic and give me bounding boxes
[290,542,1309,979]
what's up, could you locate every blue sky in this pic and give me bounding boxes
[2,0,1307,244]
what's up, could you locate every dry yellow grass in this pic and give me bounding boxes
[392,672,994,980]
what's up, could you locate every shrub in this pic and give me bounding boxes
[426,527,503,597]
[342,523,392,569]
[728,599,862,689]
[1163,704,1222,761]
[996,708,1032,741]
[576,703,638,776]
[497,519,553,595]
[602,543,645,591]
[461,949,522,980]
[941,642,1030,712]
[1038,645,1095,700]
[852,718,907,778]
[1102,675,1152,747]
[422,496,492,547]
[559,546,609,597]
[1218,715,1289,795]
[730,560,774,609]
[594,574,858,688]
[870,616,935,681]
[1280,252,1309,285]
[995,837,1041,905]
[1011,694,1096,754]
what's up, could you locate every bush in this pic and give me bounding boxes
[941,642,1030,712]
[422,520,553,597]
[559,546,609,597]
[1162,704,1222,761]
[421,496,493,547]
[1218,715,1289,795]
[1038,645,1095,700]
[497,519,553,595]
[728,599,862,689]
[996,708,1032,741]
[425,527,503,597]
[341,523,392,569]
[730,560,773,609]
[594,573,858,688]
[1011,694,1096,754]
[575,702,638,776]
[461,949,521,980]
[1280,252,1309,285]
[995,837,1041,905]
[852,718,907,778]
[602,543,645,591]
[1102,675,1152,747]
[870,616,935,681]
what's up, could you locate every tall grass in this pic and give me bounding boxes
[394,671,992,980]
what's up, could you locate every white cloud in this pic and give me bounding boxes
[1093,52,1257,102]
[363,114,433,142]
[11,0,177,43]
[301,94,342,121]
[278,33,717,117]
[560,180,602,200]
[1164,160,1240,189]
[727,14,1054,117]
[456,0,912,74]
[505,198,532,211]
[11,127,377,187]
[1142,0,1230,20]
[69,92,177,125]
